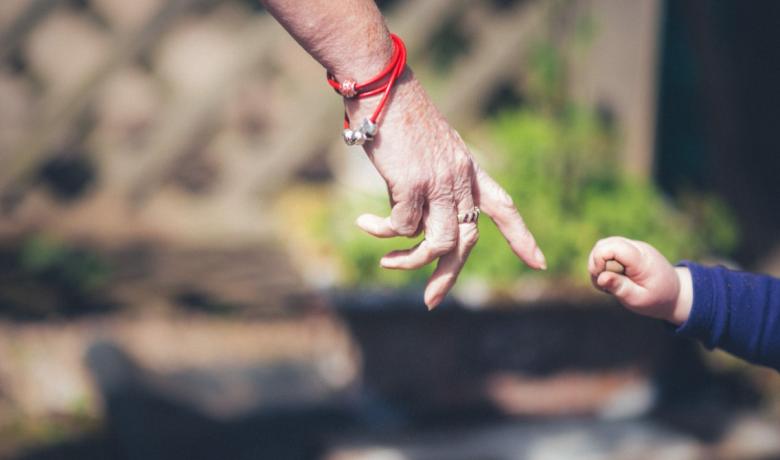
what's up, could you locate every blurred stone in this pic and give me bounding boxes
[597,378,657,420]
[325,419,705,460]
[484,370,656,418]
[453,277,492,308]
[37,150,97,201]
[223,79,275,140]
[0,71,34,154]
[153,15,242,97]
[94,66,161,148]
[24,9,110,94]
[327,448,407,460]
[717,415,780,459]
[0,321,95,418]
[91,0,162,33]
[0,0,31,32]
[167,149,220,194]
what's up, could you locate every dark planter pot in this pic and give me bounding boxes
[330,290,720,419]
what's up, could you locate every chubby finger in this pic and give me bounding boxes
[589,236,642,277]
[596,270,644,305]
[380,197,457,270]
[475,168,546,270]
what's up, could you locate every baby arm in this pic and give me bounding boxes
[589,236,780,370]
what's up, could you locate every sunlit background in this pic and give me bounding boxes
[1,0,779,458]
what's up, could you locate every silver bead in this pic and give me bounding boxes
[359,118,377,141]
[342,128,357,145]
[352,130,366,145]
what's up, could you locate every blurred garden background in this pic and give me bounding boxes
[1,0,779,458]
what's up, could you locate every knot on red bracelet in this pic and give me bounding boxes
[326,33,407,145]
[339,79,358,98]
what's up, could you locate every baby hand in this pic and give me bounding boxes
[588,236,692,325]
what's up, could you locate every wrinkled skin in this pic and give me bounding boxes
[262,0,546,308]
[348,72,547,309]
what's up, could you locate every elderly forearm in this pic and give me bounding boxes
[262,0,394,82]
[263,1,545,309]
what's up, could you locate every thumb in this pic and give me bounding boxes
[596,271,642,306]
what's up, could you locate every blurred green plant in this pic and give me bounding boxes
[323,29,737,290]
[19,235,110,292]
[464,107,736,285]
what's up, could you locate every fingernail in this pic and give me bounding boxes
[534,247,547,270]
[380,257,395,269]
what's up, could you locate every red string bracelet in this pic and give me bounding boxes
[326,33,407,145]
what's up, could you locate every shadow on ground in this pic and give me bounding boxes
[10,296,765,460]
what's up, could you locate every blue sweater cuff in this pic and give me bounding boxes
[672,261,717,348]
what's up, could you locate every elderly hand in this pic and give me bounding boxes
[261,0,544,308]
[347,72,547,309]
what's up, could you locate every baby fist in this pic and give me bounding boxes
[588,236,691,325]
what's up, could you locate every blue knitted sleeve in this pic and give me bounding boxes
[674,261,780,370]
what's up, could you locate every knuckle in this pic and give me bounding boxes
[462,227,479,247]
[396,225,418,237]
[595,237,614,248]
[625,293,648,308]
[391,176,426,198]
[497,190,515,209]
[428,237,457,255]
[390,188,413,204]
[427,182,454,203]
[392,220,419,236]
[453,154,473,173]
[408,170,429,188]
